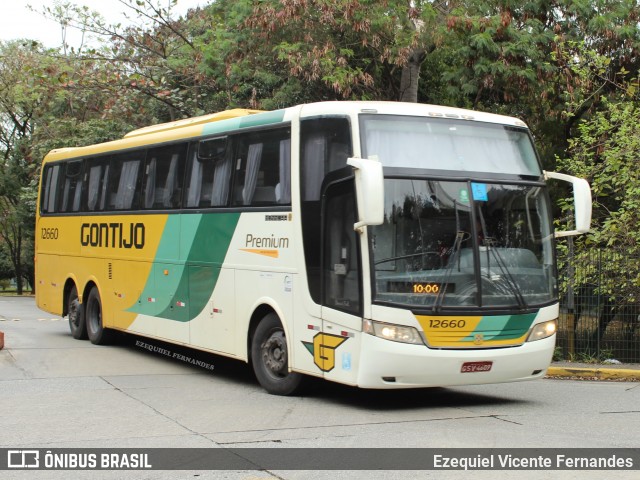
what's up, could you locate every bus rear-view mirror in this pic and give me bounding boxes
[544,171,592,238]
[347,156,384,231]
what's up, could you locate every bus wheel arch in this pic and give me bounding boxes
[84,283,114,345]
[249,308,303,395]
[64,279,86,340]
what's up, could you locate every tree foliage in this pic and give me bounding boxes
[555,42,640,299]
[440,0,640,165]
[210,0,456,105]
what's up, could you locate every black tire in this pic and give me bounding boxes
[67,285,87,340]
[85,286,114,345]
[251,313,303,395]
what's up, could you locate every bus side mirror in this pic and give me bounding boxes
[347,156,384,231]
[544,171,592,238]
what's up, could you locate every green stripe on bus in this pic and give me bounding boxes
[201,110,285,136]
[239,109,285,128]
[128,213,240,321]
[462,313,536,342]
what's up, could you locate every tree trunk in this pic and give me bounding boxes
[399,48,427,103]
[15,225,23,295]
[25,267,35,295]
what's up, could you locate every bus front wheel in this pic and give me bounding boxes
[85,286,114,345]
[68,285,87,340]
[251,313,303,395]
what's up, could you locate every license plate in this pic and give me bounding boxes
[461,361,493,373]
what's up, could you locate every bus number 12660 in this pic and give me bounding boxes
[41,228,59,240]
[429,319,467,329]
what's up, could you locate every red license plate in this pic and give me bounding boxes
[461,361,493,373]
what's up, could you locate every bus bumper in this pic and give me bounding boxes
[356,333,555,389]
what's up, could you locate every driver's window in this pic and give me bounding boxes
[323,180,361,314]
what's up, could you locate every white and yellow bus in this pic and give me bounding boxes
[35,101,591,394]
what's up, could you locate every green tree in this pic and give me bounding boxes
[442,0,640,164]
[43,0,218,121]
[0,41,50,294]
[556,42,640,302]
[201,0,458,107]
[0,39,135,294]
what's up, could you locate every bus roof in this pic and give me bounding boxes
[298,101,529,128]
[123,109,263,138]
[43,108,267,162]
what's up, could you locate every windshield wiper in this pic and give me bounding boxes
[411,180,428,265]
[477,208,527,309]
[432,200,465,312]
[432,231,466,312]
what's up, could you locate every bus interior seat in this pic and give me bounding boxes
[199,183,213,205]
[252,186,276,204]
[153,188,166,208]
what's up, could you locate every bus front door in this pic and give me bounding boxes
[319,179,362,384]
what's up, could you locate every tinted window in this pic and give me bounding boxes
[143,144,187,209]
[361,115,541,176]
[85,157,110,212]
[231,128,291,206]
[324,181,361,315]
[300,117,352,303]
[41,164,61,213]
[186,138,231,208]
[106,151,143,210]
[58,160,84,213]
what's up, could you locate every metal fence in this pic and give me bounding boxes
[557,249,640,363]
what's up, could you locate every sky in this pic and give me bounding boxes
[2,0,207,48]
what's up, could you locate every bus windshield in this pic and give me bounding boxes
[370,179,556,309]
[361,115,541,176]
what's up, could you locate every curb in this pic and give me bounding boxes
[547,366,640,381]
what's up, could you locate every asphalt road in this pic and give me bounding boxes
[1,296,639,479]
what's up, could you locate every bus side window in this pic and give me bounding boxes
[58,160,84,213]
[300,117,352,304]
[41,164,61,214]
[186,137,230,208]
[143,143,187,209]
[108,151,143,211]
[231,128,291,207]
[85,159,109,212]
[323,181,361,314]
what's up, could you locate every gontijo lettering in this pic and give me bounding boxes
[80,222,145,249]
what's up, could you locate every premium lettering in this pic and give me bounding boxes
[81,222,145,249]
[245,234,289,249]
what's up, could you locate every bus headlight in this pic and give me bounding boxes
[363,319,424,345]
[526,319,557,342]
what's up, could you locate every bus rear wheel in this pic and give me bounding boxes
[251,313,303,395]
[85,286,114,345]
[68,285,87,340]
